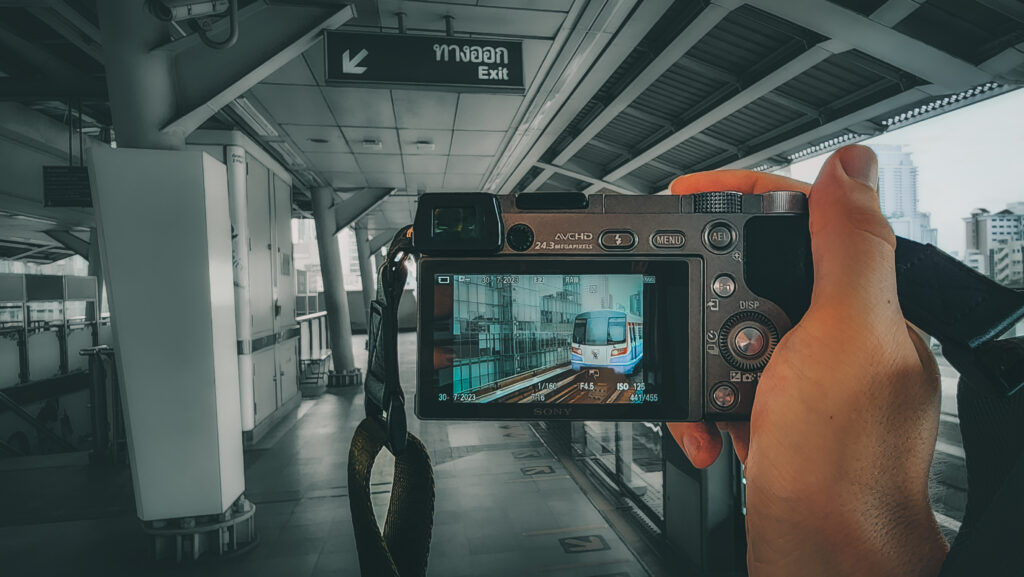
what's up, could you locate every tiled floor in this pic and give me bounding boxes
[0,333,651,577]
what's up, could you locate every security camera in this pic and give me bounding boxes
[148,0,229,22]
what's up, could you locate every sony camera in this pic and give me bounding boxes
[413,191,813,421]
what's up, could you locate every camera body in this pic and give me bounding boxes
[414,191,813,421]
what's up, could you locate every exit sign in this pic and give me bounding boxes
[324,31,524,94]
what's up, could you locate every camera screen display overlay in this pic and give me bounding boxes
[432,273,659,405]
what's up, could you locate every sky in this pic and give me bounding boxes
[783,88,1024,255]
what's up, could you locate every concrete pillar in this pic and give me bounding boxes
[353,222,376,329]
[373,250,385,271]
[96,2,185,149]
[311,186,355,370]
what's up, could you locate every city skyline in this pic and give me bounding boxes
[786,88,1024,255]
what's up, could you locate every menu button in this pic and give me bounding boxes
[651,230,685,249]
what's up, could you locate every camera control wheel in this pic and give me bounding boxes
[718,311,779,372]
[694,190,743,213]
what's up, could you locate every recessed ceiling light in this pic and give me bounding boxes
[308,137,329,144]
[415,141,435,151]
[361,139,383,150]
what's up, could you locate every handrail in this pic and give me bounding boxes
[0,390,77,453]
[296,311,328,322]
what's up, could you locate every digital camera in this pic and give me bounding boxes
[413,191,813,421]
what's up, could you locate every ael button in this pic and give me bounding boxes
[703,222,736,253]
[599,230,637,251]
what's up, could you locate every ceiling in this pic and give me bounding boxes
[0,0,1023,257]
[238,0,571,196]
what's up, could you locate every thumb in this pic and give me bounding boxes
[807,145,899,320]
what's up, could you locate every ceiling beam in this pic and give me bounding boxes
[745,0,992,91]
[721,86,931,170]
[368,229,400,255]
[44,230,90,259]
[677,55,740,85]
[28,3,104,63]
[868,0,923,27]
[492,0,676,194]
[333,188,394,235]
[522,168,553,193]
[162,4,355,139]
[550,1,737,167]
[603,42,843,182]
[586,136,687,176]
[10,244,68,261]
[535,161,650,195]
[0,20,93,85]
[980,41,1024,83]
[760,90,820,117]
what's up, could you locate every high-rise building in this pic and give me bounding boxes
[870,144,937,244]
[993,239,1024,288]
[963,205,1024,279]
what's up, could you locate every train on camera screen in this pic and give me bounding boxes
[570,310,644,375]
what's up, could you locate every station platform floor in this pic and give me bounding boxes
[0,333,656,577]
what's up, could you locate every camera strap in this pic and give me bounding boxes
[348,225,434,577]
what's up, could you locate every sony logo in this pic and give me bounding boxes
[533,407,573,417]
[554,232,594,241]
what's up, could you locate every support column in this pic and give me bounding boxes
[96,3,184,149]
[86,228,103,332]
[353,221,376,329]
[311,186,355,371]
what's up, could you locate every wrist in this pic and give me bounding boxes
[746,487,948,577]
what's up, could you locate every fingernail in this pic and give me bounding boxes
[838,145,878,188]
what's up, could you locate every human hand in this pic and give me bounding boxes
[667,145,947,577]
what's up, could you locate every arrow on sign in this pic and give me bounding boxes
[558,534,610,553]
[342,48,368,74]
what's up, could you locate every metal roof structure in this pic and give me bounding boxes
[0,0,1023,258]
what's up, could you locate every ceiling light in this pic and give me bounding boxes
[361,139,383,151]
[415,141,436,151]
[229,97,279,137]
[308,137,330,144]
[269,142,306,168]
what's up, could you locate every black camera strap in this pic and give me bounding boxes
[348,226,434,577]
[894,239,1024,397]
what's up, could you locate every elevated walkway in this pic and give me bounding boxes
[0,333,656,577]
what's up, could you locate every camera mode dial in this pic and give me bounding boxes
[718,311,779,372]
[694,191,743,213]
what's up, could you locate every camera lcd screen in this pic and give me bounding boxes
[417,256,700,422]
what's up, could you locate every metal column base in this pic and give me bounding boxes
[142,495,258,562]
[328,367,362,387]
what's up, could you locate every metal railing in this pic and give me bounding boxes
[296,311,331,390]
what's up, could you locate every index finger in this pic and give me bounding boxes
[669,170,811,196]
